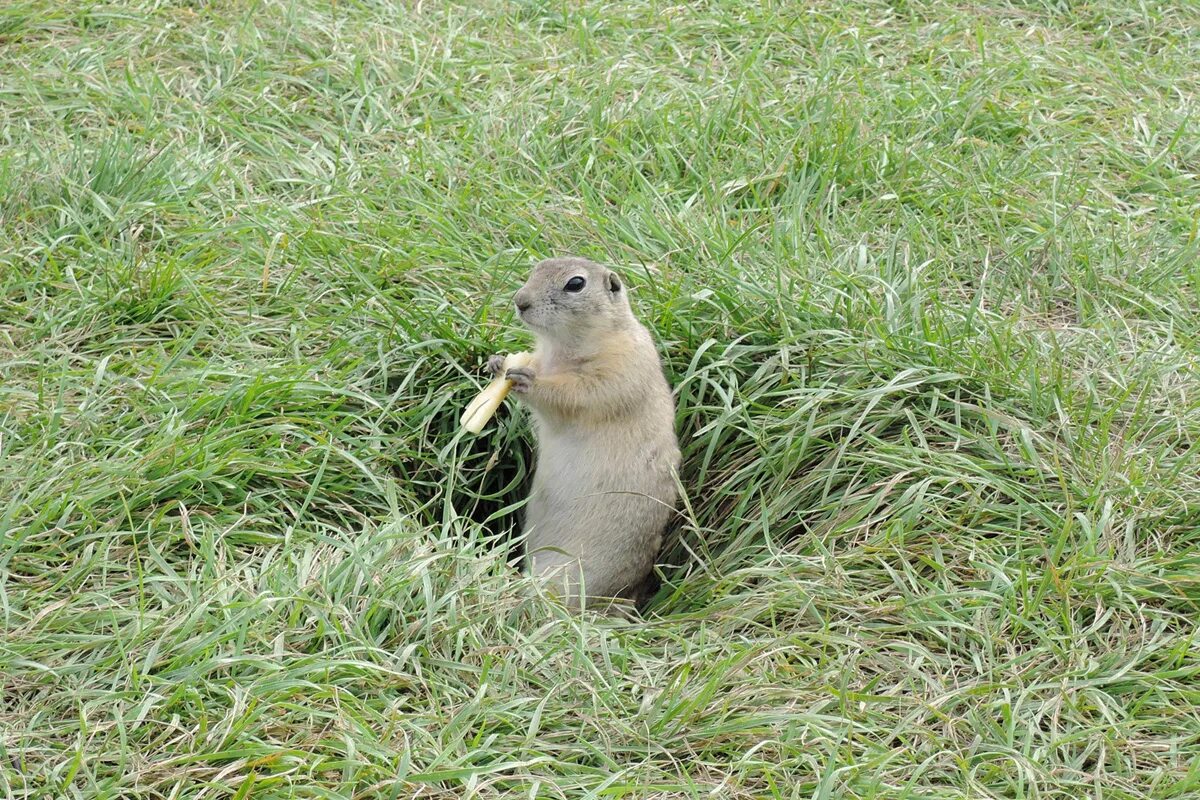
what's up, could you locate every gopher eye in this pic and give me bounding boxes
[563,276,586,292]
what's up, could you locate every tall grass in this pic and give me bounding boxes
[2,1,1199,797]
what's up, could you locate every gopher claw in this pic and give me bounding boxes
[486,354,506,377]
[506,366,535,393]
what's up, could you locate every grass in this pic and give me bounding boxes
[2,0,1200,797]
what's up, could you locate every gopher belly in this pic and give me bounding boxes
[522,422,678,603]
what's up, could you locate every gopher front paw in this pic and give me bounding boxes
[486,354,506,377]
[505,366,535,393]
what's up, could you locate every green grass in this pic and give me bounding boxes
[2,0,1200,797]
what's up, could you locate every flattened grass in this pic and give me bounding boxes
[2,1,1199,797]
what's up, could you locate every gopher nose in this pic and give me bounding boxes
[514,292,532,314]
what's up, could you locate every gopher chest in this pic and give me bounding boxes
[529,422,676,512]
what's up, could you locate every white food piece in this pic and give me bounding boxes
[460,351,534,434]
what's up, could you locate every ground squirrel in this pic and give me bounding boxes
[488,257,681,612]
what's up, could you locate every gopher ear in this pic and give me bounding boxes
[607,271,622,292]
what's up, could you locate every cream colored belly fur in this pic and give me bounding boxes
[523,421,677,602]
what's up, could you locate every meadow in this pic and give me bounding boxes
[2,1,1199,797]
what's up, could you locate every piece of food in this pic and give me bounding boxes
[460,352,534,434]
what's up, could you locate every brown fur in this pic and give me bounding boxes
[489,257,681,612]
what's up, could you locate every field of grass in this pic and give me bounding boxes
[3,0,1200,797]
